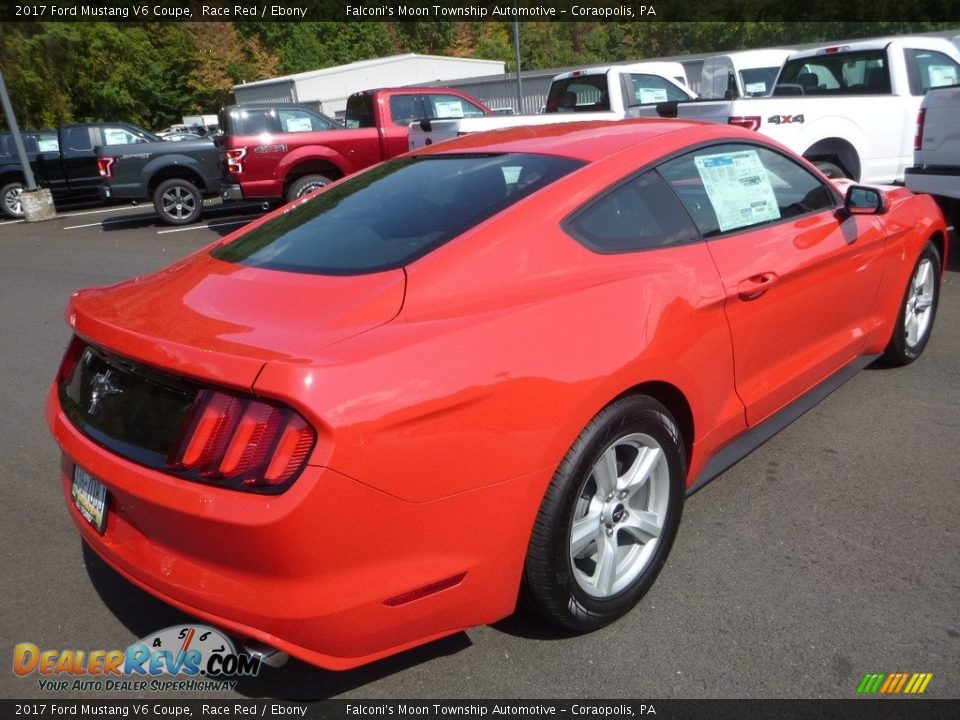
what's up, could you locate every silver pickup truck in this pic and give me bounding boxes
[905,84,960,229]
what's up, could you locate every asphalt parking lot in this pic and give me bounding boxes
[1,201,958,701]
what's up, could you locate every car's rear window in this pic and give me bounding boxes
[212,153,585,275]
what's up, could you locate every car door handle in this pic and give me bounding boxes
[737,272,778,301]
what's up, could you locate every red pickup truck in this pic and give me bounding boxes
[218,87,492,204]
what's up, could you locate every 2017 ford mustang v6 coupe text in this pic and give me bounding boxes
[47,119,946,670]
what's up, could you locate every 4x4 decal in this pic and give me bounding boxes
[768,114,805,125]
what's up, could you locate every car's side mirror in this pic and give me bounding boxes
[844,185,886,215]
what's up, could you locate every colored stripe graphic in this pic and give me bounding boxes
[857,673,885,694]
[857,672,933,694]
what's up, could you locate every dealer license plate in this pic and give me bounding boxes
[72,465,108,534]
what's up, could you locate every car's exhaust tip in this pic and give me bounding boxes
[242,639,289,668]
[260,201,271,211]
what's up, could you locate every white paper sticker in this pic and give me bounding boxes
[435,101,465,118]
[694,150,781,232]
[928,65,958,88]
[745,81,768,94]
[637,88,669,104]
[283,117,313,133]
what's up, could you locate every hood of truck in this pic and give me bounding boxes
[67,251,406,390]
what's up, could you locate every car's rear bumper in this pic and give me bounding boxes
[220,182,245,202]
[46,383,539,670]
[905,166,960,202]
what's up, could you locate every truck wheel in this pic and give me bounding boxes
[286,175,332,202]
[153,179,202,225]
[813,160,847,179]
[1,181,25,219]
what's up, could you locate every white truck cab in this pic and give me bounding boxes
[699,49,795,99]
[408,62,695,151]
[544,62,693,114]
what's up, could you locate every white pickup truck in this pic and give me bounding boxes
[905,83,960,227]
[408,62,695,150]
[633,36,960,184]
[699,49,795,99]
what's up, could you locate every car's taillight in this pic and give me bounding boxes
[97,157,115,178]
[226,147,247,175]
[728,116,762,132]
[168,388,316,491]
[56,336,86,384]
[914,108,926,151]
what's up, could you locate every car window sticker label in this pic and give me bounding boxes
[694,149,781,232]
[928,64,958,87]
[435,101,465,118]
[637,87,669,103]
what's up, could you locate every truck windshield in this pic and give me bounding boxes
[212,153,585,275]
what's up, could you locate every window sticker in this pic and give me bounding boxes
[637,87,669,103]
[744,81,768,94]
[694,149,781,232]
[103,129,133,146]
[435,101,465,118]
[283,116,313,132]
[927,65,958,87]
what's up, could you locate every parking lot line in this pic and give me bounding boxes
[63,218,149,230]
[1,205,146,227]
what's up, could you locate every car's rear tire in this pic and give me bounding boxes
[286,174,332,202]
[153,178,202,225]
[523,395,685,632]
[882,241,941,366]
[1,181,25,219]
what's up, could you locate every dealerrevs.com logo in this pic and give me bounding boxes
[14,625,261,692]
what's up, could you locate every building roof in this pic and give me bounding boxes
[236,53,505,89]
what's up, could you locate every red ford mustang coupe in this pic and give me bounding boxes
[48,120,946,670]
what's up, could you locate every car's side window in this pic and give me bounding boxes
[904,48,960,95]
[427,93,487,119]
[277,109,332,133]
[102,127,141,146]
[657,143,836,238]
[566,170,699,253]
[626,73,690,105]
[389,95,426,126]
[231,110,274,135]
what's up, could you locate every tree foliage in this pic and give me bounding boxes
[1,20,955,132]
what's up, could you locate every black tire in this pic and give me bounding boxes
[1,180,25,219]
[882,241,941,366]
[813,160,847,179]
[524,395,686,632]
[286,174,332,202]
[153,178,202,226]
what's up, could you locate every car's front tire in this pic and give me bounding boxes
[882,241,941,366]
[1,181,25,219]
[524,395,686,632]
[153,178,202,225]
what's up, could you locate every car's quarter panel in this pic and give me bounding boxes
[47,395,552,669]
